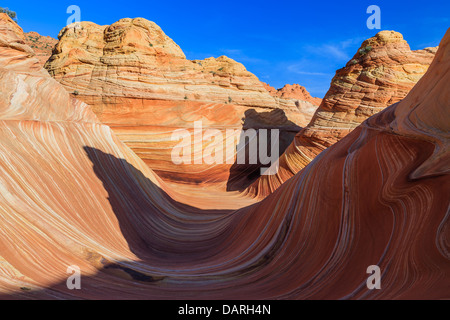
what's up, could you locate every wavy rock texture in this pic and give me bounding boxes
[44,18,319,187]
[249,31,438,197]
[24,32,57,67]
[0,14,448,300]
[0,16,96,122]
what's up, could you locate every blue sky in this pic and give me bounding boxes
[2,0,448,97]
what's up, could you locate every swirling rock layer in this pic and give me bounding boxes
[44,18,318,187]
[249,31,438,197]
[0,14,448,299]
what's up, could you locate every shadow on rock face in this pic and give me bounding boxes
[226,109,301,192]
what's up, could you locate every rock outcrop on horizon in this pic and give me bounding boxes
[44,18,319,187]
[24,31,57,67]
[0,13,449,300]
[263,82,322,106]
[248,31,438,197]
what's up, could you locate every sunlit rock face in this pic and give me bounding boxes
[0,16,96,122]
[0,13,448,300]
[0,12,170,296]
[248,31,438,197]
[263,82,322,106]
[44,18,318,188]
[24,31,57,67]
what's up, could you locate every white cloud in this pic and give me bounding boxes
[321,45,351,61]
[303,36,366,62]
[220,49,267,64]
[287,62,331,76]
[340,36,366,49]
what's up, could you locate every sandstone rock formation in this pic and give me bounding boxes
[0,16,96,122]
[241,29,449,297]
[24,31,57,67]
[248,31,438,197]
[44,18,319,187]
[0,12,258,297]
[263,82,322,106]
[0,14,448,299]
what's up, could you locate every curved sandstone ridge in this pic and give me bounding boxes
[44,18,319,187]
[248,31,438,197]
[0,13,258,297]
[0,14,97,123]
[0,14,448,299]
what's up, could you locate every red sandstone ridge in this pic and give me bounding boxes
[0,12,448,299]
[247,31,438,197]
[24,31,57,67]
[0,12,186,296]
[263,82,322,106]
[44,18,319,188]
[242,28,450,298]
[0,14,96,121]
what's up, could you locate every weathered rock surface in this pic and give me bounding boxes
[0,14,448,299]
[0,16,96,122]
[248,31,438,197]
[0,13,258,297]
[44,18,318,187]
[263,82,322,106]
[24,31,57,67]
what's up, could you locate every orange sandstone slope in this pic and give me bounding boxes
[0,13,246,297]
[24,31,57,67]
[0,12,448,299]
[44,18,319,187]
[248,31,437,197]
[244,27,449,299]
